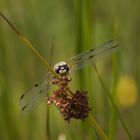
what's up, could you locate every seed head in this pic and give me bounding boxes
[47,75,91,123]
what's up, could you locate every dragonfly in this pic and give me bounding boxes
[19,40,119,116]
[0,12,119,116]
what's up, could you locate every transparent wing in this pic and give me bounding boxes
[67,40,119,72]
[19,72,53,116]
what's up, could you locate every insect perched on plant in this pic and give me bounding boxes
[20,40,119,121]
[0,12,119,122]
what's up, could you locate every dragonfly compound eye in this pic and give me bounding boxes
[54,61,70,75]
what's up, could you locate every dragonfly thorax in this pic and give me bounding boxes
[54,61,70,76]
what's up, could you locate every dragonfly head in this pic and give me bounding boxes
[54,61,70,76]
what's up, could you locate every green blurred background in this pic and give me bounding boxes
[0,0,140,140]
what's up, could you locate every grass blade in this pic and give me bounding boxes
[93,64,134,140]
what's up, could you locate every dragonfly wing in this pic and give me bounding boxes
[19,72,53,116]
[67,40,119,72]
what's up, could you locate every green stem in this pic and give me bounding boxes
[109,17,119,140]
[87,114,109,140]
[46,106,50,140]
[0,12,57,77]
[93,64,134,140]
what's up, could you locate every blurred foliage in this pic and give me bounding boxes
[0,0,140,140]
[116,75,138,107]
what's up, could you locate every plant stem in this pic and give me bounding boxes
[87,114,109,140]
[0,12,57,77]
[93,64,134,140]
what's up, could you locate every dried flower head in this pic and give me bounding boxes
[47,75,91,123]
